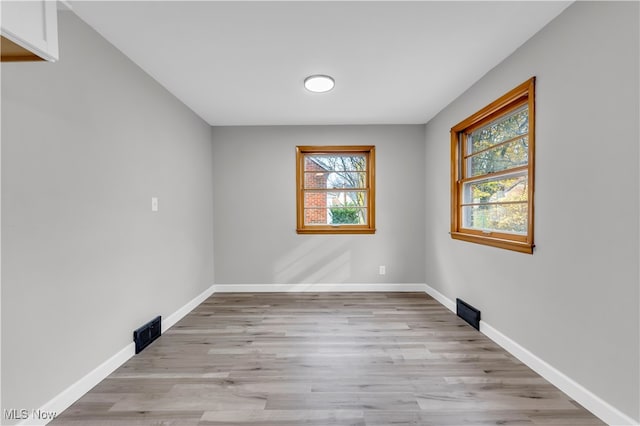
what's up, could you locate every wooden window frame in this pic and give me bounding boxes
[296,145,376,234]
[450,77,535,254]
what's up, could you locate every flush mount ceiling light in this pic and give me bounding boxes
[304,74,335,93]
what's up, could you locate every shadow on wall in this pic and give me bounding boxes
[274,237,351,284]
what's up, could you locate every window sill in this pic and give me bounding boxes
[297,227,376,235]
[450,232,533,254]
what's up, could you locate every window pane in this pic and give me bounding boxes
[468,136,528,177]
[469,106,528,154]
[304,207,368,225]
[329,207,367,225]
[304,154,367,172]
[463,174,527,204]
[327,191,367,207]
[462,203,528,234]
[303,190,368,226]
[304,208,329,225]
[304,171,367,189]
[304,191,367,207]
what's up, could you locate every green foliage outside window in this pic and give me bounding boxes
[329,205,360,224]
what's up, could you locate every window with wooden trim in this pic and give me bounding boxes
[296,146,375,234]
[451,77,535,254]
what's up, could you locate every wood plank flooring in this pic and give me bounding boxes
[51,292,603,425]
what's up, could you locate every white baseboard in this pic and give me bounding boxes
[423,284,639,426]
[423,283,456,311]
[17,343,135,426]
[20,283,217,426]
[162,284,216,333]
[480,321,638,426]
[213,283,428,292]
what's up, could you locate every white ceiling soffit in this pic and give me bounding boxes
[69,1,572,126]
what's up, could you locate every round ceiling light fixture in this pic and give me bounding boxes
[304,74,335,93]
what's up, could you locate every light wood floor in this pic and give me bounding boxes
[52,292,603,425]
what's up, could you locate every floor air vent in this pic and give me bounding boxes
[456,298,480,330]
[133,316,161,354]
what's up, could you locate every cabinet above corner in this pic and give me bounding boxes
[1,0,59,62]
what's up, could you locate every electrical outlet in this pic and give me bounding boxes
[379,265,386,275]
[151,197,159,212]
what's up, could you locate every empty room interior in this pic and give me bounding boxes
[1,1,639,425]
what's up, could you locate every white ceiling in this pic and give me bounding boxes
[69,1,571,126]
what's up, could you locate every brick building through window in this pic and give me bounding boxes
[303,158,329,224]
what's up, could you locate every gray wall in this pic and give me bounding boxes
[423,1,639,421]
[1,12,214,416]
[212,125,426,285]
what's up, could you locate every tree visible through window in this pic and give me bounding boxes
[296,146,375,234]
[451,78,535,253]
